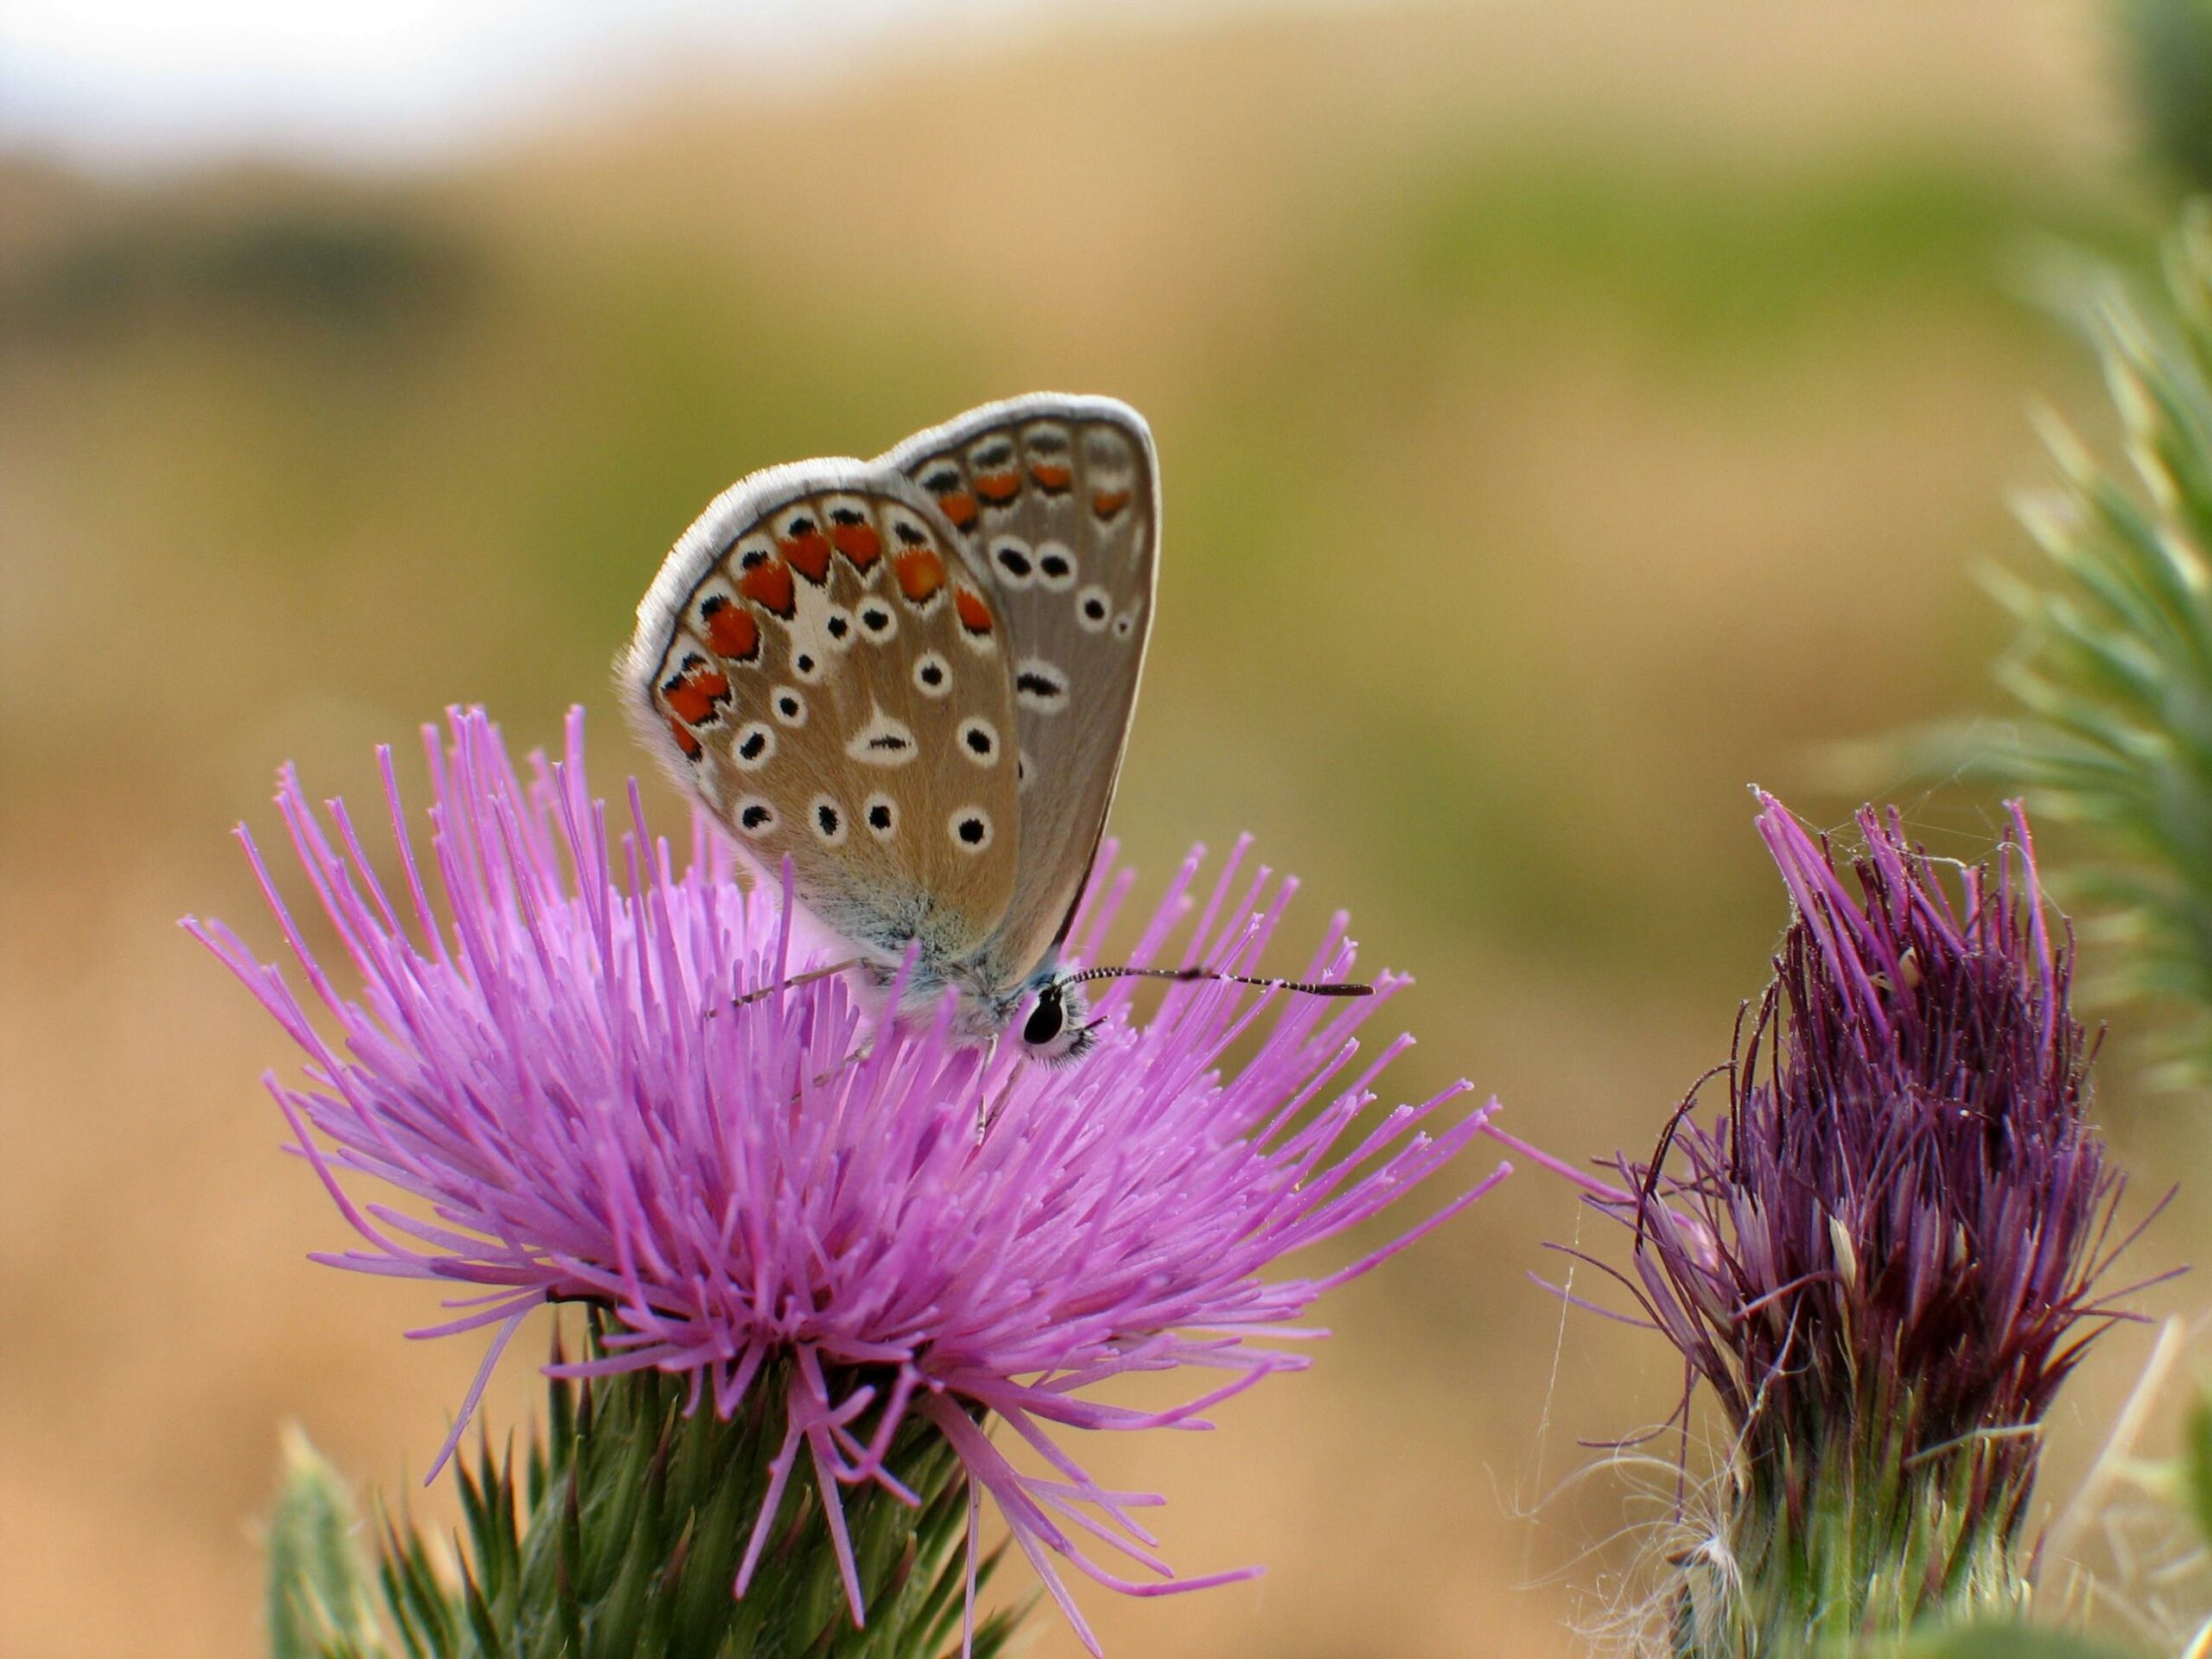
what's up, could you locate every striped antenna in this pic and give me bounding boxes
[1065,963,1372,998]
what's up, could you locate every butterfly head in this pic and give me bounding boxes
[1014,974,1100,1066]
[870,955,1099,1063]
[958,959,1374,1066]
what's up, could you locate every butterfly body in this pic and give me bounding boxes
[623,394,1157,1060]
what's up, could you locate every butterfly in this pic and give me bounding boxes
[623,393,1366,1065]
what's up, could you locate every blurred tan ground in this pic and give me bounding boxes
[3,2,2202,1655]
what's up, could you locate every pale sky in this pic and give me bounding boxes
[0,0,1081,170]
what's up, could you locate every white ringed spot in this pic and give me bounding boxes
[857,601,898,642]
[734,797,777,838]
[912,652,952,698]
[1075,585,1113,633]
[731,721,776,772]
[948,807,994,854]
[957,717,1000,767]
[845,708,918,766]
[990,537,1035,588]
[809,794,849,846]
[1014,658,1071,715]
[771,687,808,728]
[1034,543,1077,591]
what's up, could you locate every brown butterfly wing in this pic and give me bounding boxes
[885,396,1159,980]
[623,461,1020,967]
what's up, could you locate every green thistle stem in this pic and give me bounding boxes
[270,1315,1024,1659]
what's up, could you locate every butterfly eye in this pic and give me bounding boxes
[1022,989,1065,1047]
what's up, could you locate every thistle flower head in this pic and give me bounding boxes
[191,707,1500,1651]
[1637,796,2123,1465]
[1503,795,2152,1650]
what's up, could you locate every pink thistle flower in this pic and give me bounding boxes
[190,707,1503,1652]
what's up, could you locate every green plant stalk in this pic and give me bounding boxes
[1673,1400,2035,1659]
[276,1314,1024,1659]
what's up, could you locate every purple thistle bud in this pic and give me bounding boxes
[189,707,1503,1654]
[1497,795,2161,1651]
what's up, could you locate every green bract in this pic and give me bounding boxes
[268,1319,1023,1659]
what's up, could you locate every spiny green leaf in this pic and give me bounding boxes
[267,1425,385,1659]
[1902,204,2212,1078]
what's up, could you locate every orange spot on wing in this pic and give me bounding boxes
[1029,461,1072,491]
[937,491,978,528]
[974,471,1020,505]
[1091,488,1131,518]
[666,714,702,760]
[779,529,833,584]
[664,665,729,724]
[955,588,994,634]
[893,546,945,604]
[737,556,795,618]
[703,600,760,661]
[831,521,881,568]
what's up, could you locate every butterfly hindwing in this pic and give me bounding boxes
[884,395,1159,978]
[624,461,1021,965]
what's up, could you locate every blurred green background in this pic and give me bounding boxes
[3,2,2203,1654]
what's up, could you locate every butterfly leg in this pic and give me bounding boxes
[709,957,863,1018]
[708,960,874,1094]
[809,1041,874,1090]
[973,1034,1006,1144]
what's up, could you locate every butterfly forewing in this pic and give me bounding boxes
[624,462,1020,966]
[885,395,1159,978]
